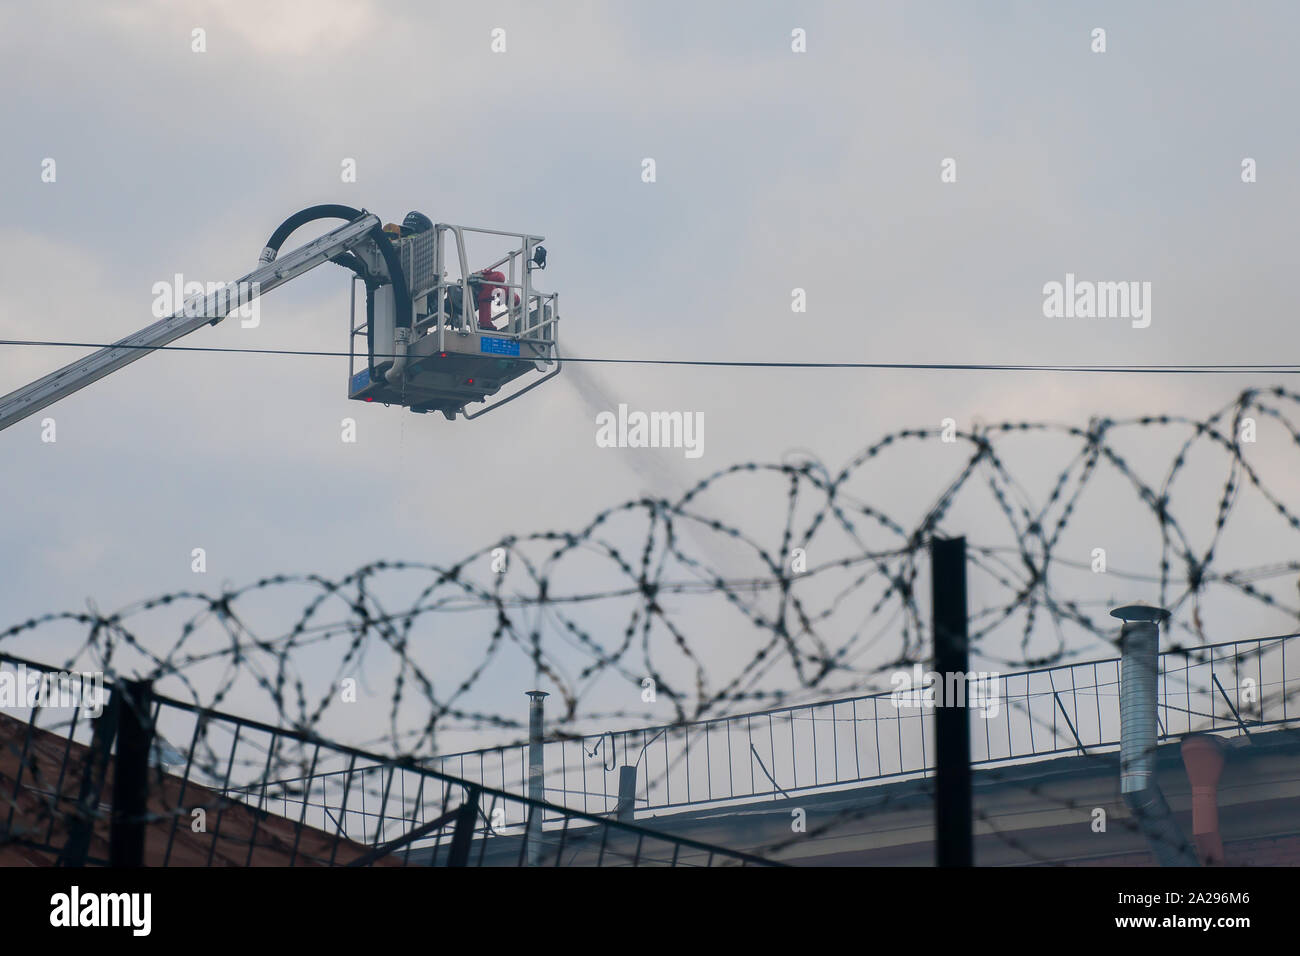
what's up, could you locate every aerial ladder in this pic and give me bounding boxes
[0,204,560,432]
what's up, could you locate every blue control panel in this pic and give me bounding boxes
[350,367,371,394]
[480,336,520,357]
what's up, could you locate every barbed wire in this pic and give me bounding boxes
[2,386,1297,760]
[3,385,1300,866]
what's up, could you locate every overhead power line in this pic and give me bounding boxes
[0,338,1297,374]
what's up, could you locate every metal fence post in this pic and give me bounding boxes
[447,787,480,867]
[58,686,122,867]
[932,536,972,867]
[525,690,548,866]
[615,765,638,822]
[110,679,153,867]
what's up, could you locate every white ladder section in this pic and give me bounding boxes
[0,214,380,434]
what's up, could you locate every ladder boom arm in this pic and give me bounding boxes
[0,214,381,434]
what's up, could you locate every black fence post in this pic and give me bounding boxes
[932,536,972,867]
[447,787,480,867]
[58,689,122,867]
[109,679,153,867]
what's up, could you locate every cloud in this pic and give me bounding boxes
[2,1,1298,749]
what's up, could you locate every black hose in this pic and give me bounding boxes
[365,278,376,376]
[262,203,364,255]
[261,204,411,331]
[329,252,371,280]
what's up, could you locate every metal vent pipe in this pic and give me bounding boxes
[1111,604,1199,866]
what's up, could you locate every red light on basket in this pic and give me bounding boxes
[466,378,474,385]
[439,352,447,358]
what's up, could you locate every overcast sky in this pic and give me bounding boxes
[2,1,1298,755]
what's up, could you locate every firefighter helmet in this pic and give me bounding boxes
[401,211,433,236]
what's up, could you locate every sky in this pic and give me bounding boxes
[1,0,1298,757]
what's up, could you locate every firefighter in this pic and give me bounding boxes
[381,211,431,240]
[468,268,519,331]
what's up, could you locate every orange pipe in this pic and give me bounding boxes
[1180,733,1227,864]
